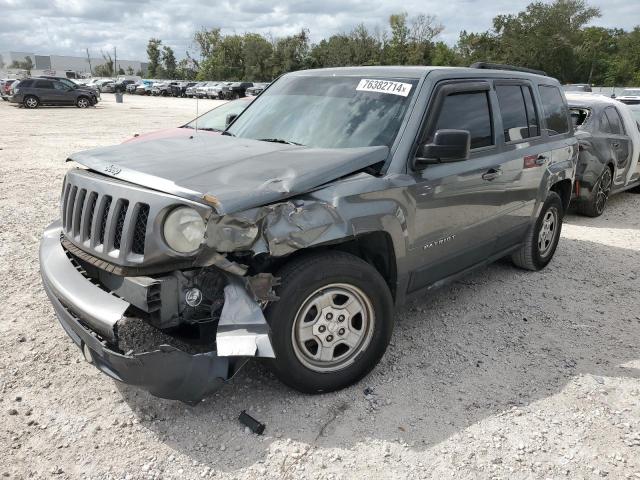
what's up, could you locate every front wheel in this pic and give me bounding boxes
[512,191,563,271]
[266,252,394,394]
[76,96,90,108]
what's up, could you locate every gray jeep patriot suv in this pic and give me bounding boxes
[40,65,577,402]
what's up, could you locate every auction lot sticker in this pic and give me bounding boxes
[356,79,412,97]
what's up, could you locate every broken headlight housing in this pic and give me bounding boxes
[163,206,206,253]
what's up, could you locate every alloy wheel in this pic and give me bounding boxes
[595,168,612,215]
[538,207,559,258]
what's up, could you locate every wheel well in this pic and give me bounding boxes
[262,232,398,300]
[550,179,572,214]
[330,232,398,299]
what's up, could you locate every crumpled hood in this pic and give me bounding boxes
[68,134,388,214]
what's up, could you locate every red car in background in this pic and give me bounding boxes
[124,96,253,144]
[1,79,18,101]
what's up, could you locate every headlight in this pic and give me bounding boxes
[163,207,206,253]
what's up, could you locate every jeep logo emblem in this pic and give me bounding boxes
[104,164,121,175]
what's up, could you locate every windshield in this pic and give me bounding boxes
[629,105,640,123]
[227,75,418,148]
[184,99,251,131]
[622,89,640,96]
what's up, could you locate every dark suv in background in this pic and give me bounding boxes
[11,78,99,108]
[39,76,100,101]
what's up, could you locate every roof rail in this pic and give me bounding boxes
[469,62,547,77]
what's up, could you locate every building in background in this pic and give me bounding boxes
[0,51,148,78]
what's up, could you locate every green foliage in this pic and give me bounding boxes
[162,46,177,79]
[9,56,33,73]
[146,38,162,77]
[146,0,640,86]
[94,52,114,77]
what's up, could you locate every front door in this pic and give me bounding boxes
[405,81,509,292]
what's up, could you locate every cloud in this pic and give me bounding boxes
[0,0,637,61]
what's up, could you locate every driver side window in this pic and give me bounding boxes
[432,91,494,149]
[53,81,67,91]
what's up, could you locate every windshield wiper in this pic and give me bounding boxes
[221,131,235,137]
[257,138,304,146]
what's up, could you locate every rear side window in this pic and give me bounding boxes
[538,85,570,135]
[34,80,54,89]
[604,107,624,135]
[19,79,33,87]
[434,91,493,149]
[496,84,540,142]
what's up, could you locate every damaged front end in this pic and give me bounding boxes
[40,220,275,403]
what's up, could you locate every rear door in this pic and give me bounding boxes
[602,106,632,186]
[491,81,549,250]
[33,79,56,103]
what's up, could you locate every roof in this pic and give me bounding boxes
[566,92,625,108]
[287,65,554,81]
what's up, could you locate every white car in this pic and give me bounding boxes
[204,82,222,99]
[616,88,640,106]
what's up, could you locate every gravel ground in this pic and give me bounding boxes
[1,94,639,480]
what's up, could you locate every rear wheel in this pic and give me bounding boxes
[266,252,394,393]
[512,191,563,271]
[576,167,612,217]
[23,95,39,108]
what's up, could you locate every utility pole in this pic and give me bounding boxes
[86,48,93,76]
[114,46,117,78]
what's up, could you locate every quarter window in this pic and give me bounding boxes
[538,85,570,135]
[34,80,54,89]
[496,84,540,142]
[604,107,624,135]
[433,91,493,149]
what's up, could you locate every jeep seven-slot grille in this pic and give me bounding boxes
[61,181,150,258]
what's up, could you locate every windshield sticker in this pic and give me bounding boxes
[356,79,412,97]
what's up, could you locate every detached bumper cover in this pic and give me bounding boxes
[39,221,257,402]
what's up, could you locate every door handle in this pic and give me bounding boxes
[612,142,620,148]
[482,168,502,181]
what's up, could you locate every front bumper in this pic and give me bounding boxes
[39,221,265,402]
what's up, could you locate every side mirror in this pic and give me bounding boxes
[225,113,239,127]
[414,129,471,169]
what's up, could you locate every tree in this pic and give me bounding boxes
[94,52,114,77]
[118,67,126,75]
[146,38,162,77]
[9,56,33,73]
[243,33,274,80]
[386,13,410,64]
[162,46,177,78]
[126,66,134,75]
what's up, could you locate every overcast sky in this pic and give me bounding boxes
[0,0,638,61]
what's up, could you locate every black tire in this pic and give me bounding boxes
[576,167,612,217]
[265,251,394,394]
[76,96,91,109]
[512,191,563,271]
[23,95,39,109]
